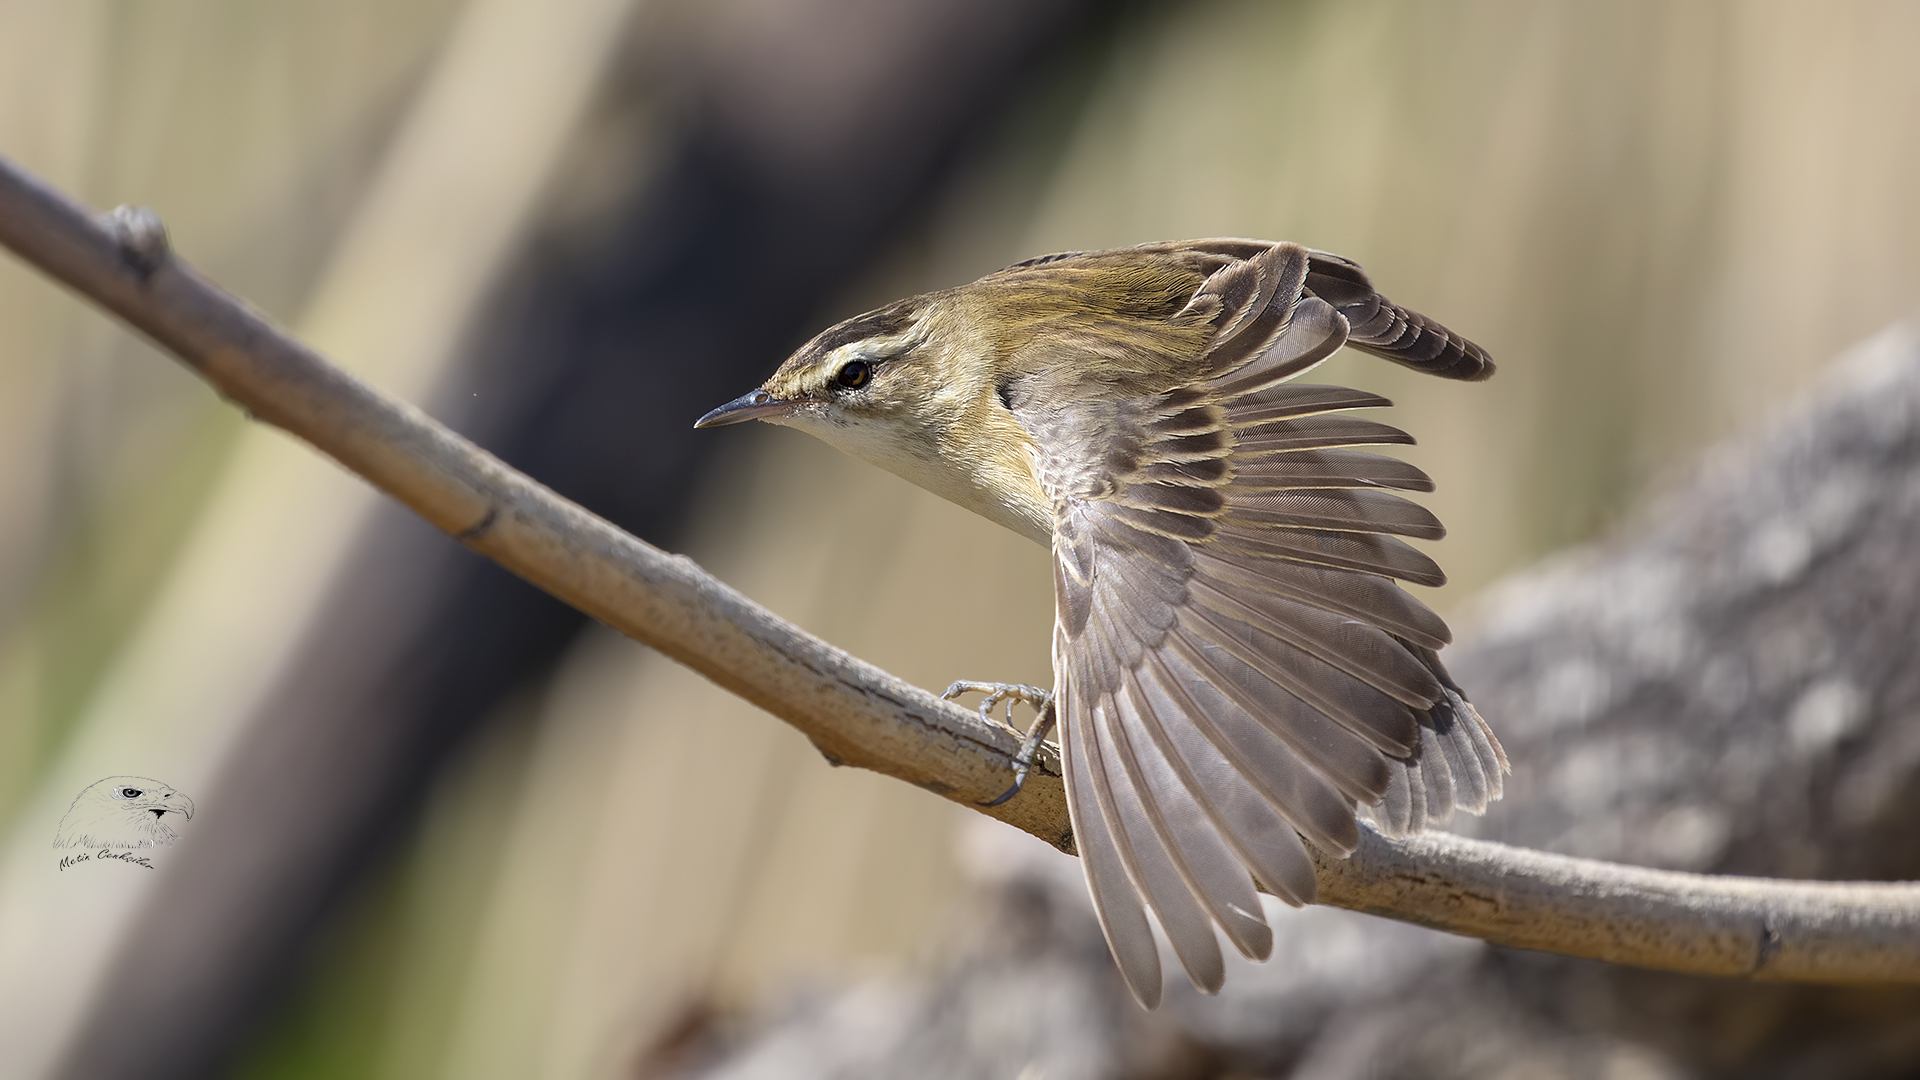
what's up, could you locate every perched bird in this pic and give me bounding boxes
[54,776,195,850]
[696,239,1507,1006]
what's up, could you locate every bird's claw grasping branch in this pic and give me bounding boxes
[940,680,1053,730]
[942,682,1057,806]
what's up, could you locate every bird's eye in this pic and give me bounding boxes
[836,360,871,389]
[120,788,142,798]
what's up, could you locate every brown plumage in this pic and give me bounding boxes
[696,239,1507,1007]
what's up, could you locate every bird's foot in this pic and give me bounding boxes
[942,681,1057,807]
[942,680,1053,730]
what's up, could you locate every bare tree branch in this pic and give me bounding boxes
[3,154,1916,984]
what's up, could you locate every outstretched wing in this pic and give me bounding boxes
[1017,241,1506,1008]
[1118,238,1497,381]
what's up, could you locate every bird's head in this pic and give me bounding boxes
[102,778,194,822]
[694,251,1215,442]
[54,776,195,849]
[694,294,949,436]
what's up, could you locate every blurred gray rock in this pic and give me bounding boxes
[667,324,1920,1080]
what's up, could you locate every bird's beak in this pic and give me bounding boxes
[694,388,791,428]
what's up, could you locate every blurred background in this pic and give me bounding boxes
[2,1,1919,1078]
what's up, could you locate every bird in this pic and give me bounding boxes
[54,776,195,850]
[695,238,1507,1007]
